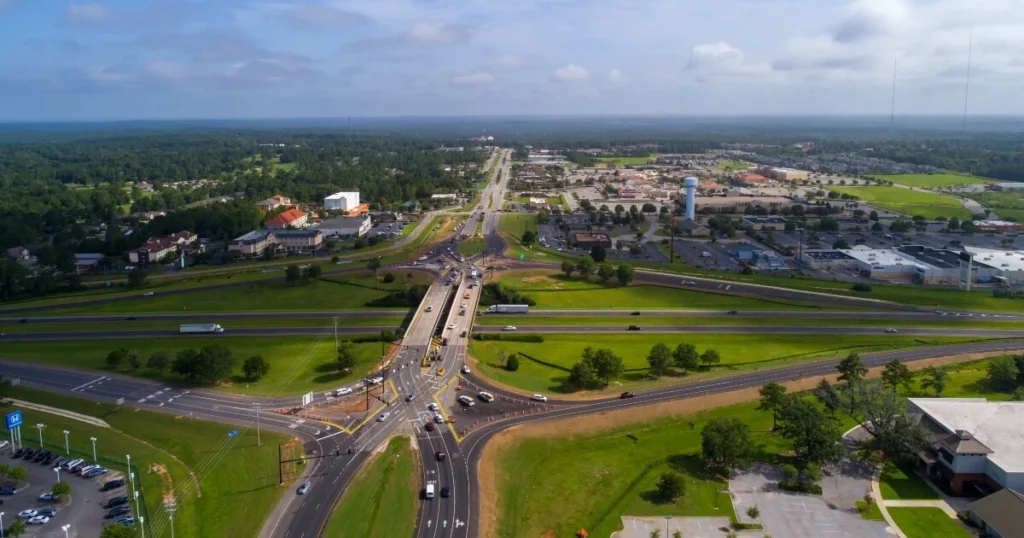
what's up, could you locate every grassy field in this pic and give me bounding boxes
[0,336,385,396]
[879,462,939,500]
[458,236,487,257]
[596,154,657,167]
[855,499,884,521]
[716,160,750,172]
[965,190,1024,213]
[875,173,993,188]
[0,316,401,333]
[36,272,427,315]
[473,315,1024,329]
[829,186,971,219]
[993,208,1024,221]
[6,386,301,538]
[888,508,971,538]
[324,436,418,538]
[469,333,975,394]
[493,271,823,310]
[497,215,577,263]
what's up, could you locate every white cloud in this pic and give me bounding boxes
[64,2,108,25]
[607,68,625,83]
[687,42,773,79]
[452,72,495,85]
[496,54,523,69]
[402,22,471,45]
[553,64,589,82]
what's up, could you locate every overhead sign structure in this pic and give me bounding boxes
[6,410,23,430]
[301,391,315,407]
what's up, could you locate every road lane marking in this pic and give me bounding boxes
[70,375,108,392]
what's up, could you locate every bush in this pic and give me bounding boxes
[732,522,764,531]
[851,283,872,292]
[472,334,544,343]
[479,283,536,306]
[778,480,823,495]
[506,354,520,371]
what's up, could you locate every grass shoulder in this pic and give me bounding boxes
[888,507,971,538]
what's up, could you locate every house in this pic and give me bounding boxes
[317,215,372,238]
[128,231,199,265]
[265,208,308,230]
[907,398,1024,496]
[255,194,291,212]
[136,181,154,192]
[677,220,711,237]
[569,232,612,249]
[969,488,1024,538]
[133,211,166,222]
[324,192,360,212]
[73,253,105,275]
[6,246,30,261]
[229,230,276,256]
[273,230,323,252]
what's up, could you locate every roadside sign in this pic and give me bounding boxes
[6,410,23,430]
[227,429,239,438]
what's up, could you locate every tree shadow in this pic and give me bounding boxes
[666,453,722,482]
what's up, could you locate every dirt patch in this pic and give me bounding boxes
[280,437,304,483]
[519,275,563,290]
[474,349,1016,538]
[149,463,176,504]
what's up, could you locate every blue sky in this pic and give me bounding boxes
[1,0,1023,121]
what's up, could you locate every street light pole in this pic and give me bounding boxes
[90,437,97,462]
[140,516,145,538]
[35,423,46,447]
[1,511,5,538]
[61,524,70,538]
[54,467,60,484]
[164,500,177,538]
[254,404,261,447]
[62,430,69,455]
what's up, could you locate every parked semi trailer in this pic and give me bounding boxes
[179,324,225,334]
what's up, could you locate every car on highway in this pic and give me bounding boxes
[531,394,548,402]
[461,365,471,374]
[335,387,353,397]
[463,293,470,299]
[457,395,475,407]
[627,325,641,331]
[681,280,696,286]
[440,486,451,498]
[369,376,384,385]
[434,413,445,424]
[461,302,467,309]
[297,481,310,495]
[143,292,154,297]
[436,368,446,376]
[447,323,456,330]
[502,326,517,331]
[620,392,636,399]
[435,451,446,461]
[728,310,739,315]
[885,328,898,333]
[427,402,439,411]
[405,393,416,402]
[425,422,435,432]
[425,306,433,312]
[377,412,391,422]
[478,391,495,402]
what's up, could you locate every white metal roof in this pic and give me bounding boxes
[910,398,1024,473]
[965,247,1024,272]
[839,248,933,270]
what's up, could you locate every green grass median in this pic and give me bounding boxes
[324,436,418,538]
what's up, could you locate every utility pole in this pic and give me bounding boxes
[333,317,339,351]
[254,404,261,446]
[164,500,177,538]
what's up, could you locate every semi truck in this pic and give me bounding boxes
[179,324,225,334]
[485,304,529,314]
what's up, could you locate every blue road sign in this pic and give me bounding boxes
[6,410,23,430]
[227,429,239,438]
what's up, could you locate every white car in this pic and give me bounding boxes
[377,412,391,422]
[885,328,898,333]
[369,376,384,385]
[447,323,456,330]
[427,402,439,411]
[681,280,696,286]
[28,516,50,525]
[460,302,467,309]
[0,440,8,449]
[18,510,37,519]
[335,387,353,396]
[143,291,154,297]
[461,365,471,374]
[503,326,517,332]
[531,394,548,402]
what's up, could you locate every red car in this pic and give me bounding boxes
[425,422,436,432]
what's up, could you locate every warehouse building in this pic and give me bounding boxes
[965,247,1024,284]
[797,250,857,271]
[324,191,360,212]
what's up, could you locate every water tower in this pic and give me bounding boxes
[683,177,699,221]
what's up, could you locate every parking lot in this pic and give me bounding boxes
[2,446,135,537]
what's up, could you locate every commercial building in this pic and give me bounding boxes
[741,216,788,230]
[569,232,612,249]
[797,250,857,271]
[324,192,360,212]
[560,215,592,232]
[255,194,291,212]
[908,398,1024,496]
[969,488,1024,538]
[273,229,323,252]
[736,173,770,185]
[755,166,810,181]
[229,230,276,256]
[677,220,711,237]
[317,215,372,238]
[128,231,199,265]
[264,208,308,229]
[966,247,1024,285]
[975,220,1024,233]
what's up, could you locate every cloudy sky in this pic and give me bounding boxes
[1,0,1023,121]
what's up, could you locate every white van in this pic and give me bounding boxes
[425,483,435,499]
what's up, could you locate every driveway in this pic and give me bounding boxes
[730,463,889,538]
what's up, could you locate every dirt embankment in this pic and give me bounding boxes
[475,350,1014,538]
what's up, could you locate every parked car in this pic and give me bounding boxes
[106,506,132,519]
[102,479,126,491]
[39,492,59,502]
[27,515,49,525]
[0,440,9,450]
[38,507,57,517]
[17,509,37,519]
[84,467,109,478]
[115,515,136,526]
[106,496,130,508]
[297,481,310,495]
[0,487,16,495]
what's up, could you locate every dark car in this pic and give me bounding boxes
[405,393,416,402]
[440,486,451,498]
[12,448,25,459]
[105,506,132,519]
[728,310,738,315]
[627,325,641,331]
[630,311,640,316]
[39,507,57,517]
[0,487,15,495]
[425,422,435,432]
[102,479,126,491]
[435,451,446,462]
[33,451,49,463]
[126,316,137,321]
[106,496,130,508]
[18,319,28,324]
[620,392,636,399]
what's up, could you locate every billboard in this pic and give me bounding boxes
[6,410,23,430]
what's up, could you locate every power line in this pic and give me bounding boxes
[962,26,974,134]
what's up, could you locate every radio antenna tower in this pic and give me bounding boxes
[889,58,897,135]
[962,26,974,134]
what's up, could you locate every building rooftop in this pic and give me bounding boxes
[232,230,273,244]
[965,247,1024,272]
[265,208,307,226]
[897,245,963,270]
[970,488,1024,538]
[273,229,321,238]
[975,220,1022,228]
[743,216,788,225]
[803,250,854,260]
[909,398,1024,473]
[840,248,932,270]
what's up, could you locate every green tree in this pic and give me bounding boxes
[673,343,700,372]
[655,472,685,502]
[814,379,840,417]
[8,466,27,481]
[947,217,960,230]
[777,396,844,464]
[6,518,26,538]
[582,347,624,385]
[757,382,787,431]
[647,343,673,377]
[506,353,520,372]
[566,361,595,391]
[337,343,357,372]
[837,352,867,383]
[126,350,141,370]
[920,366,949,396]
[304,264,323,282]
[615,263,636,286]
[746,505,761,520]
[987,356,1021,391]
[99,523,136,538]
[701,418,755,470]
[382,272,395,284]
[285,264,301,285]
[0,463,9,477]
[197,344,237,384]
[803,462,823,481]
[367,257,383,286]
[521,230,537,246]
[597,263,615,283]
[106,348,129,369]
[837,380,929,465]
[699,349,721,368]
[147,351,170,373]
[127,267,147,288]
[832,238,850,249]
[590,245,607,262]
[561,260,576,278]
[242,355,271,381]
[51,480,72,497]
[576,257,595,280]
[881,359,913,392]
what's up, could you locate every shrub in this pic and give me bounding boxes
[851,283,872,292]
[506,354,520,372]
[778,480,823,495]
